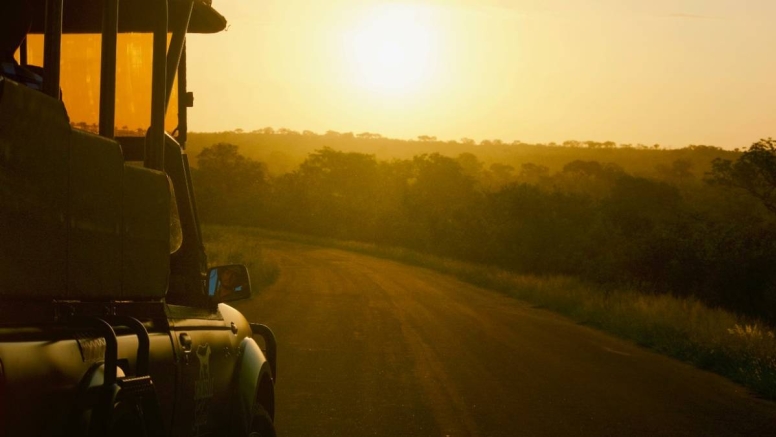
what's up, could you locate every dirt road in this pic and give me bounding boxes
[234,239,776,437]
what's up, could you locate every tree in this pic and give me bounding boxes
[563,160,611,177]
[277,128,299,135]
[517,163,548,185]
[194,143,267,224]
[706,138,776,214]
[555,161,623,198]
[489,163,516,188]
[404,154,481,256]
[456,153,484,182]
[280,148,383,239]
[656,159,693,181]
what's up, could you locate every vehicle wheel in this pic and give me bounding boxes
[247,404,276,437]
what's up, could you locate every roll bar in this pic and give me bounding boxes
[38,0,194,171]
[99,0,118,139]
[145,0,168,171]
[42,0,62,99]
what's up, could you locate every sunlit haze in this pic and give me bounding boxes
[186,0,776,149]
[343,4,440,96]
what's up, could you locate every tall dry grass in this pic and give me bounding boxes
[201,225,280,291]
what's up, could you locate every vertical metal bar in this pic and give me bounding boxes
[181,154,205,259]
[19,38,28,66]
[109,316,150,376]
[165,0,194,112]
[42,0,63,99]
[77,317,118,386]
[176,44,208,278]
[145,0,168,171]
[177,42,189,149]
[99,0,119,138]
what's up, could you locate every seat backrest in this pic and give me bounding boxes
[0,78,170,301]
[0,77,71,298]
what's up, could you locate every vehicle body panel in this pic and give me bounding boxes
[0,1,276,435]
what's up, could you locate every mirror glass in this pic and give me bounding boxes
[208,264,251,302]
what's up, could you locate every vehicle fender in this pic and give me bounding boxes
[236,336,275,429]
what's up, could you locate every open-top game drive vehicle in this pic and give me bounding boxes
[0,1,277,436]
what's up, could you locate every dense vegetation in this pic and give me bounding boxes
[190,133,776,324]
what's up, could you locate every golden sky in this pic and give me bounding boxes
[185,0,776,149]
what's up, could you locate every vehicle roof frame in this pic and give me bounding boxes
[27,0,226,35]
[36,0,202,171]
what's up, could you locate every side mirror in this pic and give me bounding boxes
[208,264,252,302]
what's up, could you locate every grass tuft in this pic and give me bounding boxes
[201,225,280,292]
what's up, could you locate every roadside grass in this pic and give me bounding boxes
[205,225,776,399]
[201,225,280,291]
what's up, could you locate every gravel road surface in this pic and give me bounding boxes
[235,239,776,437]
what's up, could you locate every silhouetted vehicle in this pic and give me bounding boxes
[0,1,277,436]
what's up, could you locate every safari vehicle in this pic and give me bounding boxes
[0,0,277,436]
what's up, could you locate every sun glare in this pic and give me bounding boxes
[342,4,440,97]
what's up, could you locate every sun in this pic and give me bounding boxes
[342,4,440,97]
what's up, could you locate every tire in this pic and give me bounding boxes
[247,404,276,437]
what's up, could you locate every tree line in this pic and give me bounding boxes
[192,139,776,323]
[187,130,738,179]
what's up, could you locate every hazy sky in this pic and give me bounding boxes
[185,0,775,149]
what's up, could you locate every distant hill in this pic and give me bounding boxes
[187,129,740,178]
